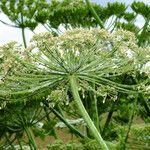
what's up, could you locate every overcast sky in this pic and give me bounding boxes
[92,0,149,5]
[0,0,149,46]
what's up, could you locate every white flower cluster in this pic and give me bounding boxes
[1,28,150,86]
[46,89,69,107]
[23,28,150,79]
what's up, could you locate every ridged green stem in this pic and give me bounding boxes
[133,78,150,117]
[89,86,100,132]
[69,75,109,150]
[122,98,137,150]
[52,107,86,139]
[5,133,15,150]
[102,102,115,136]
[21,14,27,48]
[85,0,104,28]
[44,106,58,139]
[138,19,149,46]
[16,134,23,150]
[138,94,150,117]
[21,27,27,48]
[24,126,37,150]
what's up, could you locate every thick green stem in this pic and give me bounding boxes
[69,76,109,150]
[138,94,150,117]
[138,19,149,46]
[57,104,65,117]
[89,88,100,132]
[52,108,86,139]
[84,93,92,137]
[24,126,37,150]
[44,106,58,139]
[122,98,137,150]
[22,27,27,48]
[4,133,15,150]
[16,135,23,150]
[85,88,101,138]
[85,0,104,28]
[102,102,115,136]
[133,78,150,117]
[21,14,27,48]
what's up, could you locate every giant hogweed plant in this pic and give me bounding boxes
[0,28,150,149]
[1,0,149,123]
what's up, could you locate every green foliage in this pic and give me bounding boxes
[117,124,150,150]
[0,0,40,30]
[131,1,150,19]
[0,100,44,149]
[123,12,136,22]
[47,140,82,150]
[47,139,117,150]
[48,0,105,29]
[116,22,140,33]
[33,119,57,140]
[106,2,126,18]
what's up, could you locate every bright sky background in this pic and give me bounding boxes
[92,0,149,5]
[0,0,149,46]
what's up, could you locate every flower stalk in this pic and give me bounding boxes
[69,75,109,150]
[24,126,37,150]
[85,0,104,28]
